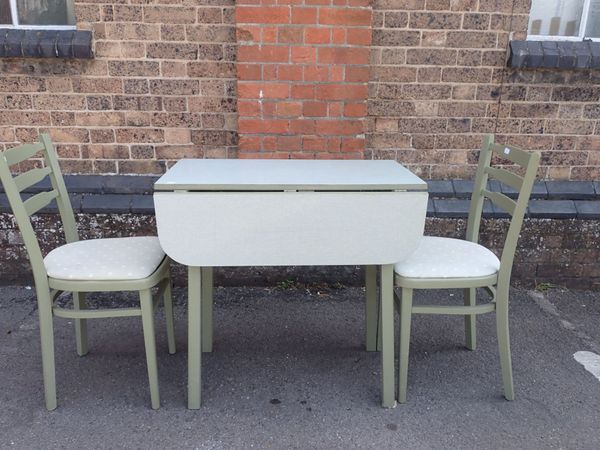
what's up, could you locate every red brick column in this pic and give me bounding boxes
[236,1,372,159]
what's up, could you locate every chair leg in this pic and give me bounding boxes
[398,287,413,404]
[37,288,57,410]
[140,289,160,409]
[73,291,88,356]
[464,288,476,351]
[377,292,383,352]
[496,291,515,401]
[163,280,176,355]
[365,265,378,352]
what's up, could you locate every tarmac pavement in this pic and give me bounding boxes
[0,284,599,449]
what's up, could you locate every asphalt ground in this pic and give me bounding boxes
[0,284,599,449]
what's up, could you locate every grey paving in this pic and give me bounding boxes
[451,180,474,198]
[426,199,435,216]
[102,175,159,195]
[65,175,104,194]
[498,181,548,199]
[81,194,132,214]
[425,180,454,197]
[433,199,495,218]
[130,195,156,214]
[575,200,600,219]
[432,199,470,217]
[546,181,597,200]
[0,285,599,449]
[528,200,578,218]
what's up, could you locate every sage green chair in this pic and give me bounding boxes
[0,134,176,410]
[393,134,540,403]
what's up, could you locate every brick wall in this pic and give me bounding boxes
[236,0,371,159]
[368,0,600,180]
[0,0,599,179]
[1,0,238,174]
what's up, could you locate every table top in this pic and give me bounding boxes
[154,159,427,191]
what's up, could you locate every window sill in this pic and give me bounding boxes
[0,29,93,59]
[509,40,600,69]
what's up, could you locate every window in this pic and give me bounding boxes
[528,0,600,41]
[0,0,76,29]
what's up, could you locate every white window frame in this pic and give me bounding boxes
[527,0,600,42]
[3,0,76,30]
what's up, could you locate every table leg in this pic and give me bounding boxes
[380,263,396,408]
[201,267,213,353]
[188,266,202,409]
[365,265,378,352]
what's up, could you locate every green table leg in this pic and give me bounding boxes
[201,267,213,353]
[365,265,378,352]
[380,264,396,408]
[188,266,202,409]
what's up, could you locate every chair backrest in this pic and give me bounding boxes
[0,134,79,281]
[466,134,540,287]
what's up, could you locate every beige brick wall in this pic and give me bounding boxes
[368,0,600,180]
[0,0,599,179]
[0,0,238,174]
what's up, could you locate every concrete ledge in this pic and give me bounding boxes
[546,181,597,199]
[575,201,600,219]
[2,175,596,199]
[1,175,598,220]
[528,200,578,219]
[0,174,158,195]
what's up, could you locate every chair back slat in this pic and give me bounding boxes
[497,149,540,290]
[23,190,59,216]
[3,142,45,166]
[14,166,53,192]
[466,134,540,296]
[484,166,523,192]
[465,135,494,243]
[467,135,540,243]
[0,134,80,281]
[482,189,516,215]
[491,143,532,167]
[39,134,79,244]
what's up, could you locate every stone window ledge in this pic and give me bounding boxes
[0,29,93,59]
[509,40,600,69]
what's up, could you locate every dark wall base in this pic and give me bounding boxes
[1,213,597,290]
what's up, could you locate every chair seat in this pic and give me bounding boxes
[44,237,165,281]
[394,236,500,279]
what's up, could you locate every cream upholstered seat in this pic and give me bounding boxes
[394,236,500,279]
[44,237,165,281]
